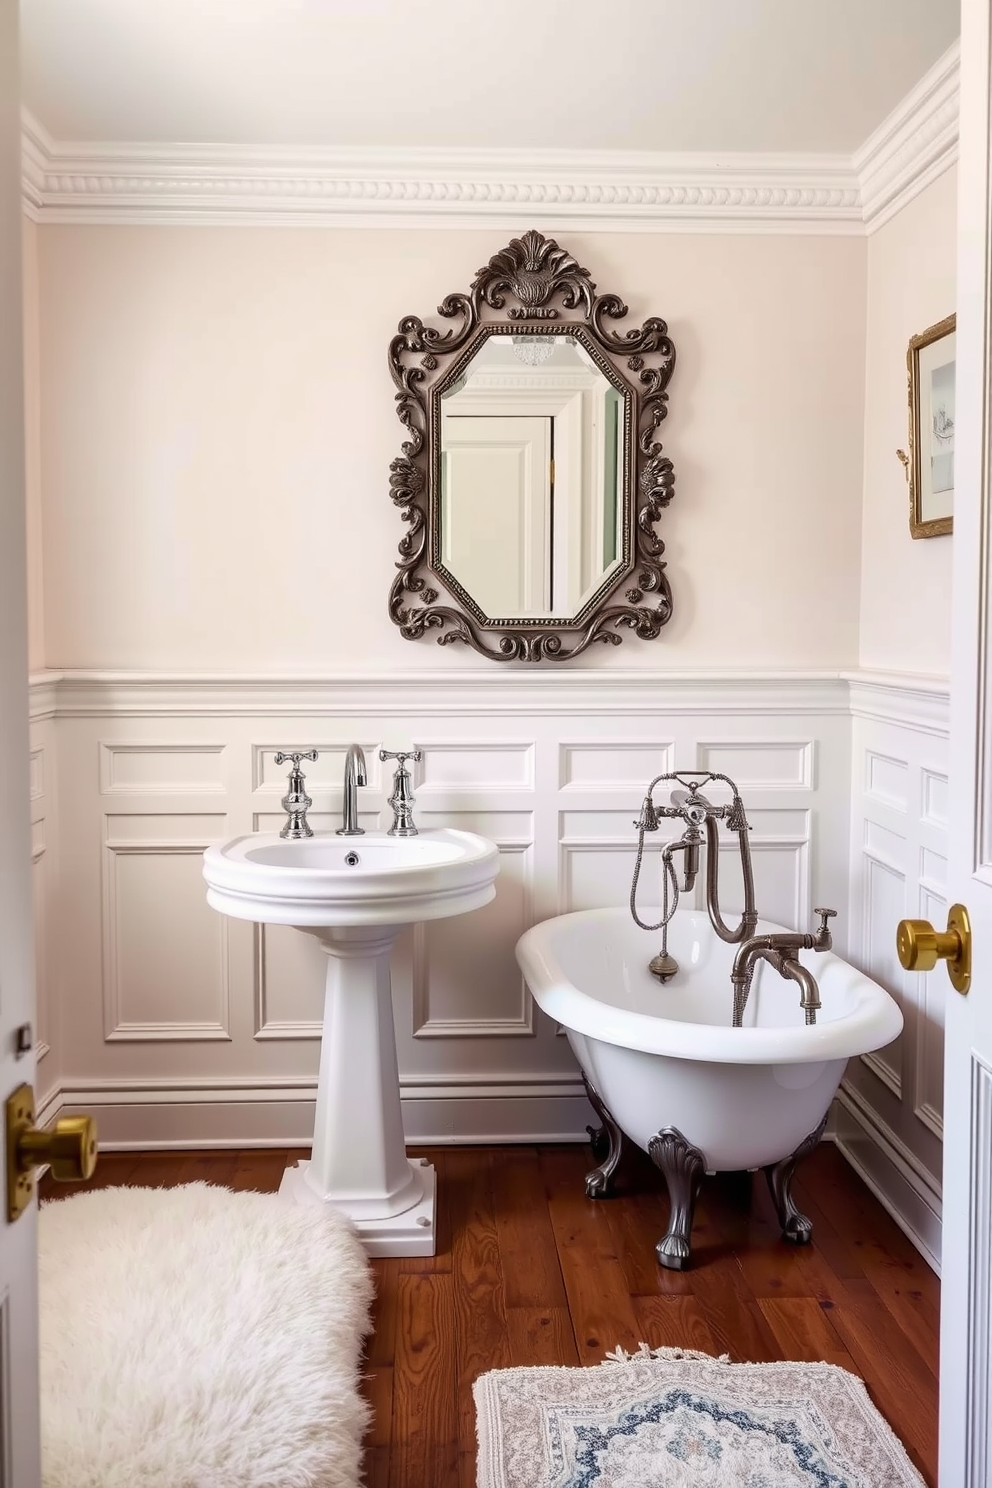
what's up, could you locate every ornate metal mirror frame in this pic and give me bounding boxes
[387,231,677,661]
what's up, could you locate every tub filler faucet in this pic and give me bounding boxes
[630,771,758,982]
[731,908,837,1027]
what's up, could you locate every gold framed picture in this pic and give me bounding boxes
[903,313,955,539]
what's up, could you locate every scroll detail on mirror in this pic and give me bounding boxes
[388,230,677,661]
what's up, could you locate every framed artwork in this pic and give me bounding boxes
[899,313,955,539]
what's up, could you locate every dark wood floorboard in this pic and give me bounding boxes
[40,1139,939,1486]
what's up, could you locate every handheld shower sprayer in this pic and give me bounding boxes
[637,795,659,833]
[669,789,709,891]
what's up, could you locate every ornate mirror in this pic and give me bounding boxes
[388,231,676,661]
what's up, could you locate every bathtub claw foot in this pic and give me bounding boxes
[655,1232,693,1271]
[582,1075,624,1199]
[648,1126,706,1270]
[764,1111,828,1245]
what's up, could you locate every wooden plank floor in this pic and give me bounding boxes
[41,1140,939,1486]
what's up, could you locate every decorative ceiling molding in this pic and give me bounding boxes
[20,115,47,216]
[854,39,959,233]
[17,118,860,233]
[20,41,959,233]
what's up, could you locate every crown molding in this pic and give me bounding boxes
[854,39,959,233]
[20,112,48,220]
[19,43,959,233]
[17,119,860,233]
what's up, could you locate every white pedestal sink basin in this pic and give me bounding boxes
[203,829,499,1255]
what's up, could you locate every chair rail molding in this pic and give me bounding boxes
[28,668,851,719]
[845,669,953,736]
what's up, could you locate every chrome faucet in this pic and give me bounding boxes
[730,908,837,1026]
[380,749,422,836]
[274,751,319,839]
[336,744,367,837]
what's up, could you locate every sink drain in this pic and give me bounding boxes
[344,851,361,867]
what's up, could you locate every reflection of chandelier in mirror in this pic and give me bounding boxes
[511,335,555,367]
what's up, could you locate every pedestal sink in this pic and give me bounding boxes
[203,829,499,1255]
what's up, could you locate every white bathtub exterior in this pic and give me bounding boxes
[516,907,904,1173]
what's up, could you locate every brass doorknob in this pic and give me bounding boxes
[18,1115,98,1182]
[5,1084,98,1221]
[896,903,971,995]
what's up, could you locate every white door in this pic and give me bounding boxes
[936,1,992,1480]
[441,415,552,613]
[0,1,43,1481]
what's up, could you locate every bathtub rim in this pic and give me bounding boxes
[516,906,904,1066]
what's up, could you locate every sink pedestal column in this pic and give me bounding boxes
[279,924,435,1257]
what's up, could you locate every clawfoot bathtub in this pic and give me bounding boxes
[516,907,903,1269]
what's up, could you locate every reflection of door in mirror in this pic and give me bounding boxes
[441,415,552,614]
[439,333,625,620]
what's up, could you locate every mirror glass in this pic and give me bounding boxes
[438,331,626,619]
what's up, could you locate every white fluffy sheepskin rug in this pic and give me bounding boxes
[39,1182,374,1488]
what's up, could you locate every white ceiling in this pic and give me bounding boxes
[20,0,960,155]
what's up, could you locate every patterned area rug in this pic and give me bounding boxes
[474,1345,925,1487]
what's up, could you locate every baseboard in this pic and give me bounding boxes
[47,1078,942,1279]
[36,1082,62,1128]
[833,1083,942,1274]
[48,1075,940,1274]
[48,1078,595,1150]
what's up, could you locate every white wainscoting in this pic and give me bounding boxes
[30,707,57,1120]
[841,672,950,1272]
[28,670,853,1150]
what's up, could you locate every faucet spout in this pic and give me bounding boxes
[777,957,821,1025]
[336,744,367,837]
[730,908,836,1027]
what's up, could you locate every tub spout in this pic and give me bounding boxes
[730,908,836,1026]
[778,956,821,1025]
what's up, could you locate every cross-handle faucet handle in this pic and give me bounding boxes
[380,750,422,837]
[379,749,423,766]
[274,751,318,840]
[813,907,837,943]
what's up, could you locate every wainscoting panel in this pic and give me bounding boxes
[844,674,949,1270]
[412,845,535,1038]
[861,853,906,1096]
[560,743,675,791]
[696,739,815,789]
[99,742,227,794]
[253,923,324,1040]
[34,671,853,1148]
[29,719,55,1100]
[102,817,232,1042]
